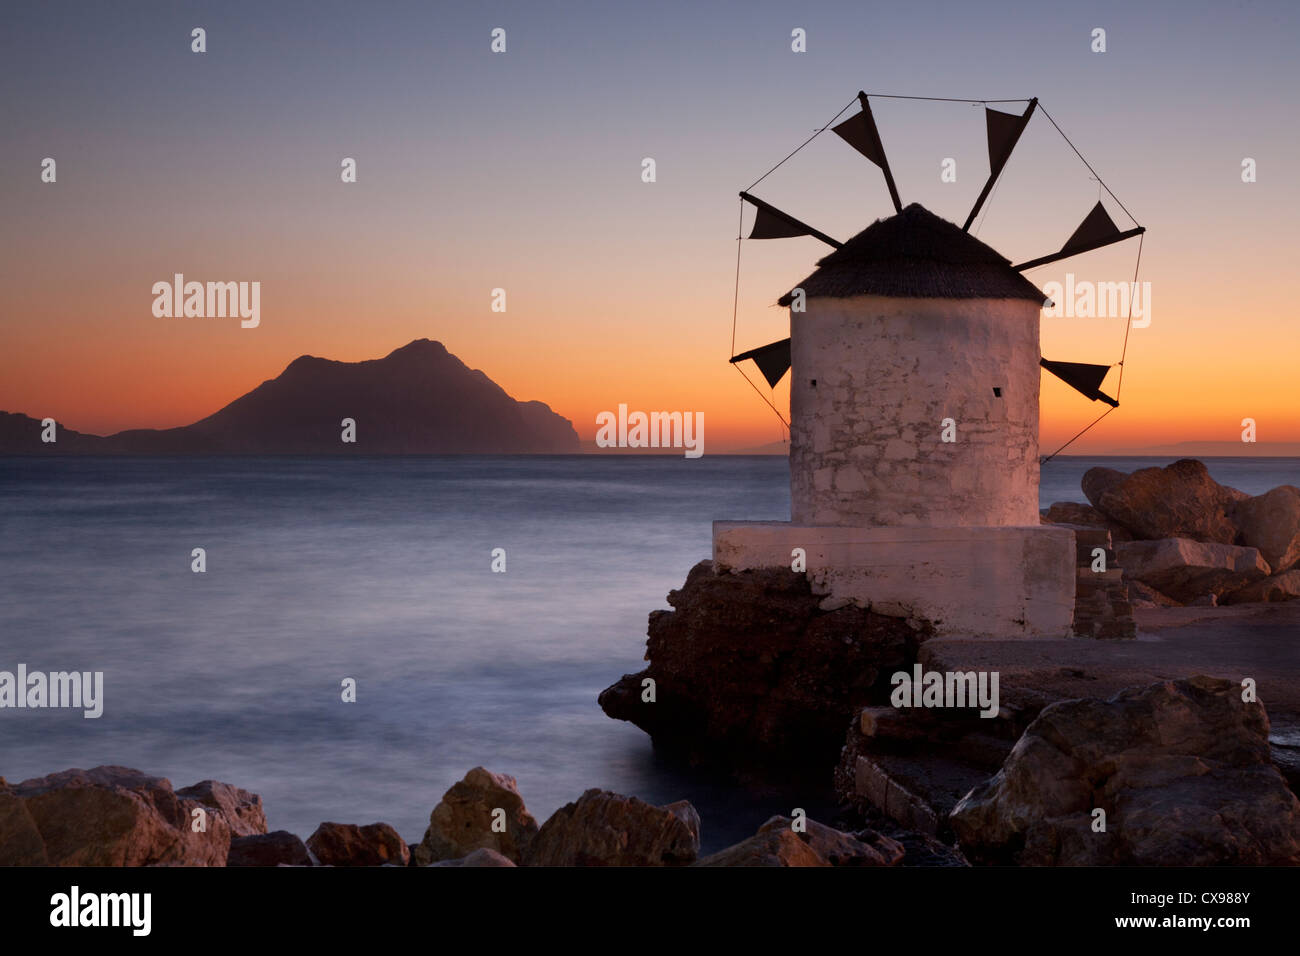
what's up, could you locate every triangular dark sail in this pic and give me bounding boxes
[1012,200,1143,270]
[833,94,904,213]
[1060,201,1122,257]
[748,204,814,240]
[962,98,1037,231]
[832,110,887,168]
[739,192,842,249]
[1041,358,1119,407]
[730,338,791,388]
[985,106,1025,177]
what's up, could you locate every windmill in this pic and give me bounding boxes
[729,91,1145,458]
[714,91,1146,639]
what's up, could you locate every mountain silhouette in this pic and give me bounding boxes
[0,339,580,454]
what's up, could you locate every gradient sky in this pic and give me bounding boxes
[2,0,1297,452]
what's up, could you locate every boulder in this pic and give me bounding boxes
[1083,459,1242,543]
[1125,579,1181,608]
[1233,485,1300,574]
[693,829,828,867]
[228,830,311,867]
[411,767,537,866]
[950,676,1300,865]
[0,766,234,866]
[175,780,267,837]
[1080,468,1128,511]
[428,847,517,867]
[1223,569,1300,605]
[523,790,700,866]
[599,560,920,769]
[1116,537,1270,603]
[306,822,410,867]
[1040,501,1132,542]
[756,815,904,866]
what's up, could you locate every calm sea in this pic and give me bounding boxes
[1,454,1296,852]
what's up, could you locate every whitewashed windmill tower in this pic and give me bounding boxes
[720,92,1144,638]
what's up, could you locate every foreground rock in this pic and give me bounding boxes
[694,829,828,867]
[1125,579,1180,608]
[1116,538,1270,603]
[1223,569,1300,605]
[0,766,235,866]
[428,848,516,867]
[756,815,904,866]
[228,830,311,867]
[1233,485,1300,574]
[950,676,1300,865]
[175,780,268,837]
[412,767,537,865]
[599,560,921,769]
[524,790,700,866]
[306,822,410,867]
[1040,501,1132,543]
[1083,459,1244,544]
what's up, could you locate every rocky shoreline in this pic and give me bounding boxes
[5,459,1297,867]
[0,764,909,867]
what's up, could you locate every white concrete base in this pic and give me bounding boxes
[712,521,1076,639]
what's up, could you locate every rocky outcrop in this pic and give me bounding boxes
[1070,463,1300,607]
[1083,459,1243,544]
[428,848,517,867]
[228,830,312,867]
[306,822,410,867]
[1041,501,1132,542]
[523,790,700,867]
[1116,538,1270,603]
[1079,467,1128,512]
[950,676,1300,865]
[694,828,829,867]
[412,767,538,866]
[755,815,904,866]
[599,560,922,769]
[175,780,267,838]
[0,766,235,866]
[1223,569,1300,605]
[1125,579,1180,608]
[1233,485,1300,575]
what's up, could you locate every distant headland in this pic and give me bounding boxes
[0,340,580,455]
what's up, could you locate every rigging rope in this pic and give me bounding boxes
[1036,103,1140,227]
[745,95,859,192]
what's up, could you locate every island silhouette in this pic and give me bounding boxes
[0,339,580,454]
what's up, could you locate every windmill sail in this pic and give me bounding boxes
[1041,358,1119,407]
[730,338,791,388]
[962,99,1037,231]
[985,105,1028,177]
[739,192,842,248]
[832,93,903,213]
[1014,201,1145,271]
[748,203,815,240]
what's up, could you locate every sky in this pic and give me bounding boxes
[1,0,1297,453]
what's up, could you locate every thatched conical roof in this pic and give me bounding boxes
[777,203,1046,306]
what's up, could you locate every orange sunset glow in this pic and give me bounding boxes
[2,3,1296,454]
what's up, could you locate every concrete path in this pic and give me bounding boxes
[921,602,1300,726]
